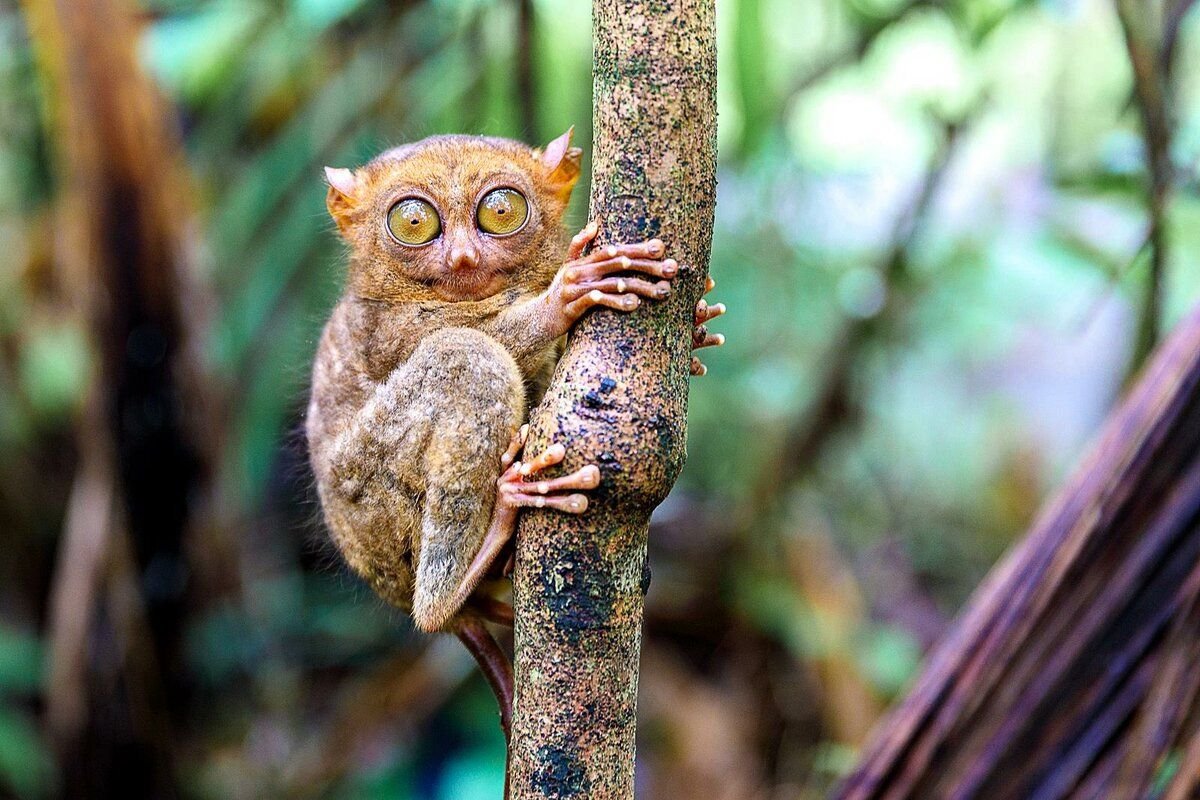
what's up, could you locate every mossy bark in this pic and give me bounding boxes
[508,1,716,798]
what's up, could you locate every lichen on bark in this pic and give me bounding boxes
[508,1,717,798]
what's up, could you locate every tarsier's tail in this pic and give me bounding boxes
[452,610,514,740]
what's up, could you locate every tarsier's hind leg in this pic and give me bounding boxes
[410,328,526,633]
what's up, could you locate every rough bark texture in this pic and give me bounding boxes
[837,301,1200,799]
[508,2,716,798]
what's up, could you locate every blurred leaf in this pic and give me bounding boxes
[18,322,88,420]
[436,746,506,800]
[333,759,414,800]
[1152,751,1180,796]
[0,626,41,695]
[856,625,921,696]
[812,741,860,779]
[143,2,267,102]
[0,706,55,799]
[292,0,371,30]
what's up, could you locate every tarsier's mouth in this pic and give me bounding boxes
[433,266,509,302]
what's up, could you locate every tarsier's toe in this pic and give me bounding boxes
[500,424,529,468]
[539,463,601,492]
[506,463,600,496]
[518,442,566,476]
[502,489,590,514]
[541,493,588,514]
[563,493,589,514]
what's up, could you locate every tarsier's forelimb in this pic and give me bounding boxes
[556,224,725,377]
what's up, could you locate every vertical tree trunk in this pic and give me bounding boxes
[508,2,716,798]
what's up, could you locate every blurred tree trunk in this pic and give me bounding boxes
[508,1,716,798]
[22,0,219,795]
[515,0,539,140]
[732,0,770,159]
[837,302,1200,798]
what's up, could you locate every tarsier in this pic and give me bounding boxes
[306,128,724,737]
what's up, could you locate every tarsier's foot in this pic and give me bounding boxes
[497,436,601,515]
[691,275,726,376]
[451,428,600,617]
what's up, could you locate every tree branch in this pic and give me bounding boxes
[22,0,219,792]
[508,1,717,797]
[836,301,1200,798]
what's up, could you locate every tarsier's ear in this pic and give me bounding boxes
[540,126,583,202]
[324,166,359,234]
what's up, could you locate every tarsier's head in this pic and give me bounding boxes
[325,129,582,302]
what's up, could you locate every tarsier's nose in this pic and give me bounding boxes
[448,244,480,272]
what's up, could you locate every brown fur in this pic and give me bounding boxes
[307,132,580,632]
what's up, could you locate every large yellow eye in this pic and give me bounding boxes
[387,198,440,245]
[477,188,529,236]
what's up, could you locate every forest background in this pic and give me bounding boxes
[1,0,1199,797]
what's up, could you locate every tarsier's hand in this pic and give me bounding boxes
[690,276,726,376]
[540,220,726,373]
[540,221,678,338]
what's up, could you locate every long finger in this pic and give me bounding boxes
[500,424,529,468]
[563,290,640,319]
[504,464,601,496]
[692,328,725,350]
[516,442,566,477]
[505,492,589,514]
[565,256,679,282]
[562,276,670,303]
[567,221,600,260]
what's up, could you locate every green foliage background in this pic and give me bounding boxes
[1,0,1199,796]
